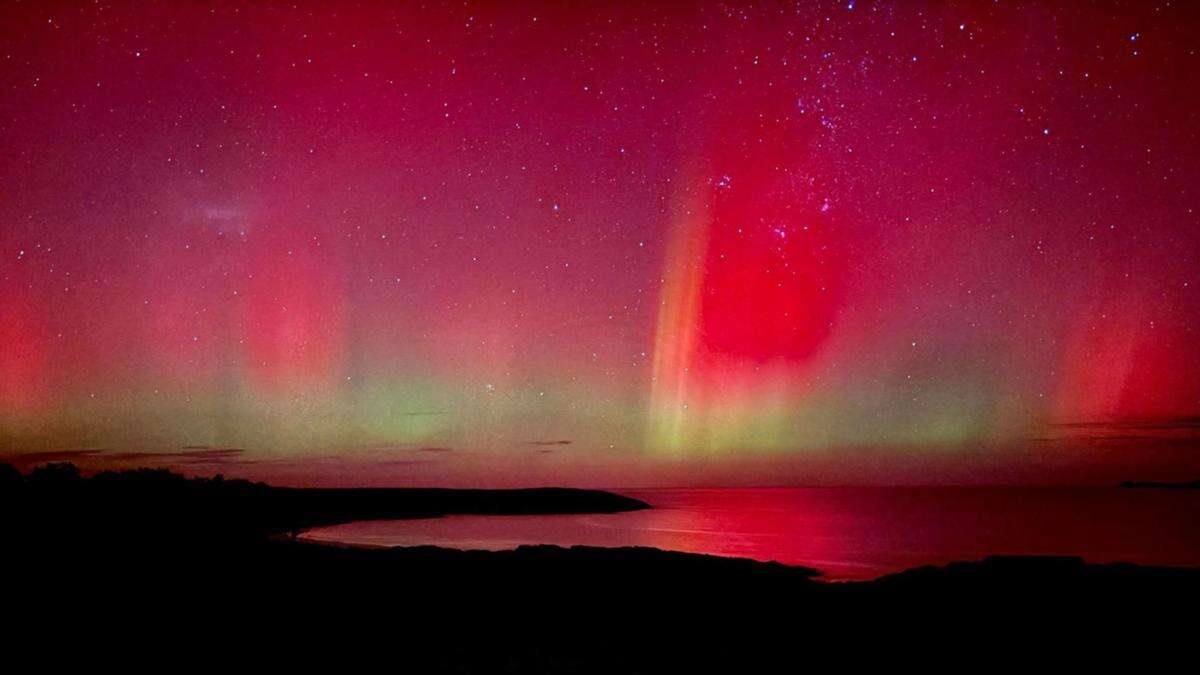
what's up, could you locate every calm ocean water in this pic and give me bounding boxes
[300,487,1200,580]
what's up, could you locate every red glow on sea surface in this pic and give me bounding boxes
[301,487,1200,580]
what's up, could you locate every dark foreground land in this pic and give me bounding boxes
[4,464,1198,670]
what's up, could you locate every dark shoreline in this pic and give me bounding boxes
[7,464,1199,667]
[288,534,1200,584]
[2,463,651,541]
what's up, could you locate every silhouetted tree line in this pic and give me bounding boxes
[0,461,85,482]
[0,461,253,486]
[0,462,21,482]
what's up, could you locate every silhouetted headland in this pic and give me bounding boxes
[0,462,648,544]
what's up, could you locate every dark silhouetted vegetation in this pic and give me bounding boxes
[0,462,20,482]
[26,461,83,482]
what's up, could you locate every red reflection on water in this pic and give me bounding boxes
[301,487,1200,580]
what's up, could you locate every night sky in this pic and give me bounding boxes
[2,1,1198,486]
